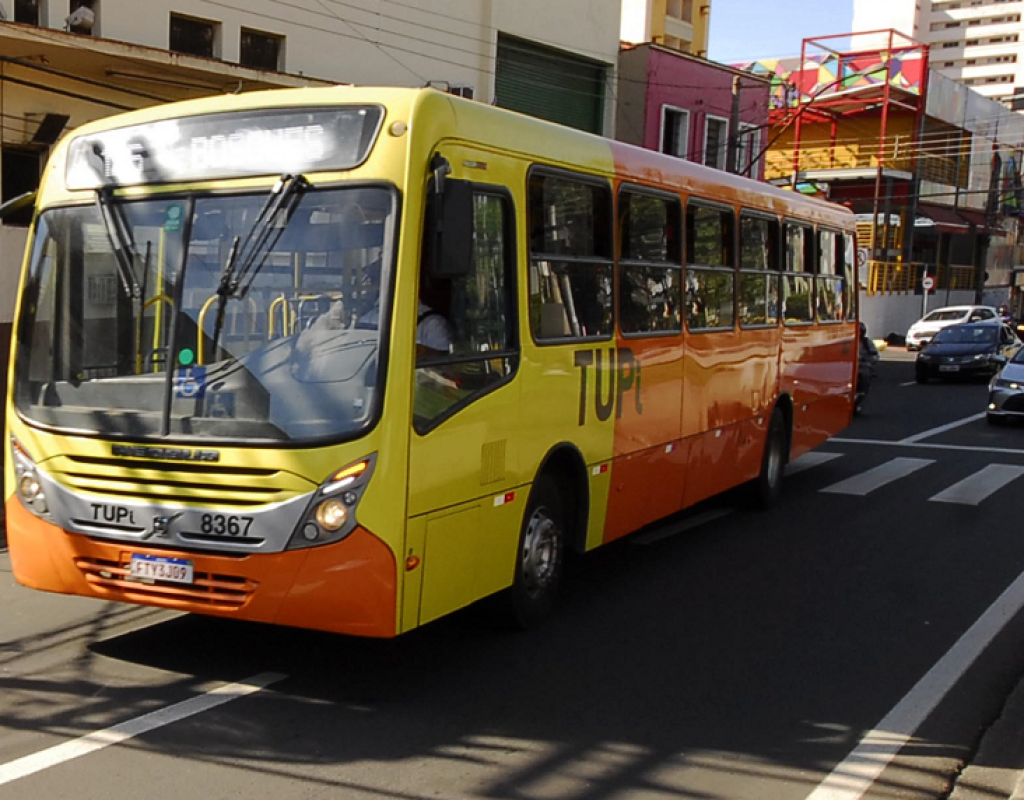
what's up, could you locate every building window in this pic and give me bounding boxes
[170,13,220,59]
[240,28,283,71]
[660,106,690,159]
[704,115,728,170]
[946,21,962,27]
[449,85,474,99]
[735,123,761,177]
[14,0,40,24]
[2,148,43,228]
[943,41,959,48]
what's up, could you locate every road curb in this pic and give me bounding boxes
[948,670,1024,799]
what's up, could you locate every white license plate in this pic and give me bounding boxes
[129,554,194,584]
[939,365,960,372]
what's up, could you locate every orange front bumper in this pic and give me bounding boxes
[5,496,398,637]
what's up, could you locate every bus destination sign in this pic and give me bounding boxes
[65,105,384,190]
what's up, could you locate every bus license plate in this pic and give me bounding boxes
[129,554,194,584]
[939,364,960,372]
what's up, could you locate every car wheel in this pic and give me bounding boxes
[987,413,1005,426]
[915,367,929,384]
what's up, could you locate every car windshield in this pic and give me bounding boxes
[930,325,998,345]
[923,309,968,322]
[14,185,395,443]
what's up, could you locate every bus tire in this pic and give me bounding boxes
[748,408,787,509]
[502,476,566,629]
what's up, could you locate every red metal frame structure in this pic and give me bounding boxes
[778,31,929,262]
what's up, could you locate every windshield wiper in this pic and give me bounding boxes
[95,185,141,302]
[210,174,309,363]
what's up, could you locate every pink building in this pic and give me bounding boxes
[617,43,772,180]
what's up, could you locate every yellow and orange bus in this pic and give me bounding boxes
[3,86,858,637]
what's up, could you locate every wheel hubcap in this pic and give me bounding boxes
[766,425,783,488]
[522,508,560,599]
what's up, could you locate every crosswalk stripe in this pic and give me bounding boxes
[929,464,1024,506]
[820,457,934,496]
[787,451,844,476]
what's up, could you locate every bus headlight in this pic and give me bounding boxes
[316,499,349,531]
[287,454,376,549]
[11,437,50,518]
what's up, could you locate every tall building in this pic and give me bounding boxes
[854,0,1024,109]
[621,0,710,57]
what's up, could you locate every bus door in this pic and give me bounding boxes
[404,152,523,629]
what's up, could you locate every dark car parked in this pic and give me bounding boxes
[915,321,1021,383]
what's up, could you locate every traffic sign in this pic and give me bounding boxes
[922,275,935,291]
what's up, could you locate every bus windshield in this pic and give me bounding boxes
[14,184,395,443]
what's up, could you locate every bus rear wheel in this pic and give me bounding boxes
[503,477,566,629]
[748,408,787,509]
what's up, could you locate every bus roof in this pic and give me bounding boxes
[50,85,853,228]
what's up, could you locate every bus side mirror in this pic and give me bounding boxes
[0,191,36,221]
[426,178,473,280]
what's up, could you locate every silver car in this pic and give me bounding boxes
[987,348,1024,424]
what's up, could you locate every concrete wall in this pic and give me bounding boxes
[860,288,1009,341]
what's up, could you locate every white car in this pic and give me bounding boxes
[906,305,1000,351]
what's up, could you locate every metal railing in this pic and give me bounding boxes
[865,261,978,296]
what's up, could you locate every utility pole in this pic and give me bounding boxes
[726,75,741,174]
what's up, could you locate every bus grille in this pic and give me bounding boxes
[75,557,256,609]
[54,455,308,507]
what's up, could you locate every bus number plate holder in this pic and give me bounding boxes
[129,554,194,585]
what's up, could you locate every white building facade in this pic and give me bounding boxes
[854,0,1024,109]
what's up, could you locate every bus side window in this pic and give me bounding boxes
[840,231,857,321]
[527,171,614,342]
[618,188,682,336]
[816,229,844,323]
[782,222,814,325]
[685,201,735,332]
[414,189,518,433]
[738,212,780,328]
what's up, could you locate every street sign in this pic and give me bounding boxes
[922,275,935,291]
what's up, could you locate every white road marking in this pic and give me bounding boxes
[632,508,734,545]
[805,570,1024,800]
[0,672,286,787]
[787,452,844,476]
[899,381,917,387]
[820,457,934,496]
[929,464,1024,505]
[901,412,986,443]
[830,438,1024,457]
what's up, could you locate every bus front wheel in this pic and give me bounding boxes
[503,477,566,629]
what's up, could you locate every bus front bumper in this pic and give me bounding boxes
[5,496,398,637]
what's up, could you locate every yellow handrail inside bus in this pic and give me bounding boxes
[134,293,174,373]
[268,294,290,338]
[152,230,167,362]
[196,294,218,365]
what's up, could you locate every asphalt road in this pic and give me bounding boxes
[2,357,1024,800]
